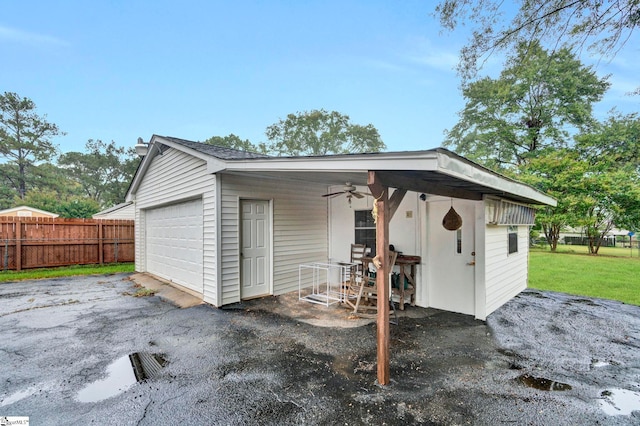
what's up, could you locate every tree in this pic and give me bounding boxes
[577,166,640,254]
[18,190,101,218]
[575,112,640,249]
[0,92,63,199]
[576,111,640,172]
[264,109,385,156]
[518,149,589,251]
[202,134,264,153]
[435,0,640,80]
[520,146,640,254]
[444,41,609,169]
[58,140,139,208]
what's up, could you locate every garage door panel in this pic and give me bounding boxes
[146,199,203,294]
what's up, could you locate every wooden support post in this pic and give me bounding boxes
[368,171,390,385]
[15,221,22,271]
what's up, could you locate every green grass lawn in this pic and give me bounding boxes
[0,263,135,283]
[529,249,640,306]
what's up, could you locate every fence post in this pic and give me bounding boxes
[98,222,104,265]
[3,239,8,271]
[114,238,119,263]
[15,221,22,271]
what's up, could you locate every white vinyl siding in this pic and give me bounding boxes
[220,174,328,305]
[133,148,218,305]
[484,225,529,316]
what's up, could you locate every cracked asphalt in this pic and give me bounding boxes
[1,274,639,425]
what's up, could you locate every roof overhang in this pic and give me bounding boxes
[220,149,556,206]
[127,138,556,207]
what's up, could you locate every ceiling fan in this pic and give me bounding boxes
[322,182,371,205]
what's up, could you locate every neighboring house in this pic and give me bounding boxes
[126,135,556,320]
[93,202,135,220]
[0,206,59,218]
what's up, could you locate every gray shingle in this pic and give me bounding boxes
[161,136,270,160]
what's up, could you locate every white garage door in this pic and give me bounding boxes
[145,199,203,294]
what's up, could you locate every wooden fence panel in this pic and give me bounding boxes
[0,217,135,271]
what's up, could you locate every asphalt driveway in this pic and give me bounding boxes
[1,274,639,425]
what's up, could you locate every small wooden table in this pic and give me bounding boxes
[394,255,421,310]
[360,254,421,310]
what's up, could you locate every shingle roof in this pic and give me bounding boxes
[161,136,269,160]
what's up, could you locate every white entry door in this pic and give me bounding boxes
[240,200,271,299]
[428,199,476,315]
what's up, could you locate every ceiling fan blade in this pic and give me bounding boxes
[322,191,345,198]
[352,191,372,198]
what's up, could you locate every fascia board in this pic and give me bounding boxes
[224,151,440,173]
[127,136,230,199]
[436,152,557,206]
[126,141,162,201]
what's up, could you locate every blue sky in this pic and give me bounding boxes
[2,1,639,154]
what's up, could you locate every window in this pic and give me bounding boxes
[508,226,518,254]
[456,228,462,254]
[354,210,376,255]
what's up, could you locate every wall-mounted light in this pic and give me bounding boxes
[419,193,427,201]
[135,137,148,157]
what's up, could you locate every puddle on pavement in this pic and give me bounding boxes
[591,359,611,368]
[600,388,640,416]
[517,374,572,391]
[76,353,167,403]
[0,387,38,407]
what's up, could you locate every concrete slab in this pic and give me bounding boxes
[130,273,202,308]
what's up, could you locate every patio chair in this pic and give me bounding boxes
[343,244,367,308]
[349,243,367,282]
[350,250,398,317]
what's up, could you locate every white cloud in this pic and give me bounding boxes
[0,25,68,47]
[406,37,459,72]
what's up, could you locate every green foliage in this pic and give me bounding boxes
[57,197,101,218]
[264,109,385,156]
[0,92,63,199]
[58,139,139,208]
[576,111,640,172]
[435,0,640,81]
[203,133,264,153]
[573,112,640,250]
[444,41,609,168]
[576,166,640,253]
[518,149,590,251]
[18,190,101,218]
[529,250,640,306]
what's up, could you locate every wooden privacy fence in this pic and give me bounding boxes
[0,217,134,271]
